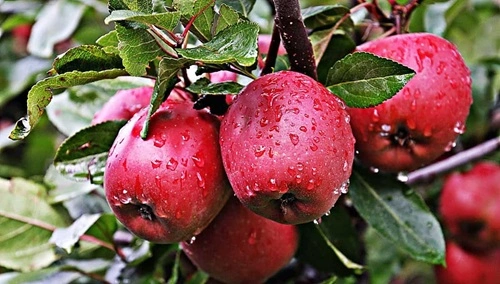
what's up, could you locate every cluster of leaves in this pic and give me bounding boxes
[0,0,499,283]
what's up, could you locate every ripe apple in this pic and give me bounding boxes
[104,100,231,243]
[220,71,355,224]
[435,242,500,284]
[347,33,472,172]
[439,161,500,251]
[92,86,191,124]
[258,34,287,55]
[181,197,299,284]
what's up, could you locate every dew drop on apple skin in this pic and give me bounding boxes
[247,230,258,245]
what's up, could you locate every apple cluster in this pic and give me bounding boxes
[98,32,474,283]
[435,162,500,283]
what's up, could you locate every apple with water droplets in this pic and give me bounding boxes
[220,71,355,224]
[181,196,299,284]
[347,33,472,172]
[104,100,231,243]
[92,86,191,125]
[439,161,500,252]
[435,242,500,284]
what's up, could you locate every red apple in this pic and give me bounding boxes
[439,161,500,251]
[104,100,231,243]
[220,71,355,224]
[347,33,472,172]
[435,242,500,284]
[92,86,191,124]
[258,34,286,55]
[181,197,299,284]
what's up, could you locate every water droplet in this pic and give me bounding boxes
[253,182,261,192]
[344,115,350,123]
[444,141,457,152]
[453,121,465,134]
[370,167,379,173]
[287,166,296,176]
[269,178,278,191]
[296,162,304,171]
[299,126,307,132]
[343,161,349,172]
[407,118,416,130]
[339,180,350,194]
[196,172,206,189]
[254,145,266,157]
[289,133,299,145]
[324,210,331,216]
[181,130,190,141]
[260,118,269,127]
[436,61,446,75]
[151,159,162,169]
[397,172,409,183]
[176,210,182,219]
[268,148,275,158]
[153,134,167,147]
[270,125,279,132]
[381,124,391,132]
[309,143,318,151]
[313,218,322,225]
[247,230,257,245]
[423,126,433,137]
[188,236,196,244]
[191,154,205,168]
[371,109,380,122]
[313,99,323,111]
[166,158,178,171]
[307,179,315,190]
[122,189,128,194]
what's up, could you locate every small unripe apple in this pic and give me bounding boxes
[104,100,231,243]
[92,86,191,124]
[181,197,299,284]
[347,33,472,172]
[435,242,500,284]
[439,161,500,251]
[220,71,355,224]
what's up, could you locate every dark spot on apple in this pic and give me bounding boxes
[458,220,486,237]
[138,204,155,221]
[280,193,296,204]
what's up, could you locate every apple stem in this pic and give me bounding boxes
[260,24,282,76]
[405,136,500,185]
[273,0,318,80]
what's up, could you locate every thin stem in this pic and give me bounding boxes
[404,137,500,185]
[274,0,317,80]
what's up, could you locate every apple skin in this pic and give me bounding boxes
[181,197,299,284]
[92,86,191,124]
[104,100,232,243]
[435,242,500,284]
[347,33,472,172]
[220,71,355,224]
[439,162,500,251]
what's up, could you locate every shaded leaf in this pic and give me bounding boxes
[188,78,243,95]
[0,178,67,272]
[215,0,255,17]
[50,214,101,253]
[176,22,258,66]
[51,45,123,74]
[214,4,241,35]
[105,10,181,31]
[173,0,215,42]
[45,165,96,204]
[326,52,415,108]
[364,227,403,284]
[108,0,153,13]
[9,69,127,140]
[349,170,445,264]
[302,5,353,31]
[96,30,120,54]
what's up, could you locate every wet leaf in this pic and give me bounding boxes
[216,0,255,17]
[349,170,445,265]
[214,4,241,35]
[50,214,101,253]
[51,45,123,74]
[173,0,215,42]
[326,52,415,108]
[105,10,181,31]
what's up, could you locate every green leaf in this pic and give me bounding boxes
[0,178,67,272]
[188,78,243,95]
[84,213,118,245]
[45,166,96,204]
[302,5,353,31]
[53,121,127,183]
[326,52,415,108]
[115,23,164,76]
[50,213,101,253]
[364,227,402,284]
[96,30,120,54]
[296,205,362,277]
[216,0,255,17]
[214,4,241,35]
[176,22,258,66]
[140,57,192,138]
[108,0,153,13]
[27,0,86,57]
[105,10,181,31]
[311,31,356,84]
[173,0,215,42]
[349,170,445,265]
[9,69,128,140]
[51,45,124,74]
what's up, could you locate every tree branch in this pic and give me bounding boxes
[403,137,500,185]
[273,0,317,80]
